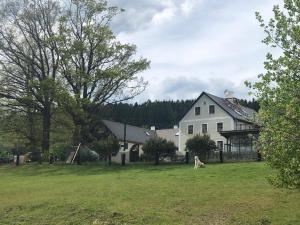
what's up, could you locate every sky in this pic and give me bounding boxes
[109,0,282,102]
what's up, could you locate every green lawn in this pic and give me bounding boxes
[0,162,299,225]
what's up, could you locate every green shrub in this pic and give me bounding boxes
[142,137,176,164]
[186,134,216,161]
[93,137,120,165]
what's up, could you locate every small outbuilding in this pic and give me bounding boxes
[102,120,157,163]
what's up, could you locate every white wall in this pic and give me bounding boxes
[111,142,144,163]
[179,94,234,152]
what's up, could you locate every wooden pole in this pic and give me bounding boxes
[71,143,81,164]
[122,123,127,166]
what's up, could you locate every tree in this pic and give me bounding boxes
[93,137,119,166]
[246,1,300,188]
[0,0,61,156]
[185,135,216,162]
[57,0,150,144]
[0,0,149,156]
[142,138,177,165]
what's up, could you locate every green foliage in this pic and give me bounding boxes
[248,1,300,188]
[93,137,120,158]
[56,0,150,144]
[142,137,177,162]
[100,99,259,129]
[79,146,99,162]
[185,135,216,161]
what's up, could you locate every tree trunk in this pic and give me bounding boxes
[27,109,38,151]
[155,151,159,165]
[108,153,112,166]
[42,105,51,161]
[185,151,189,164]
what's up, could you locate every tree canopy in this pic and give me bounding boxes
[247,0,300,188]
[0,0,149,158]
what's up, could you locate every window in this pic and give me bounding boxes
[209,105,215,114]
[188,125,193,134]
[217,123,223,132]
[202,124,207,134]
[195,107,200,115]
[217,141,223,151]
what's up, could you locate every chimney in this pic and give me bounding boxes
[151,126,156,131]
[224,89,238,104]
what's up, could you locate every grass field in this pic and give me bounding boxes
[0,162,299,225]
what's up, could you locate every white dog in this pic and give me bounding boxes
[194,156,205,169]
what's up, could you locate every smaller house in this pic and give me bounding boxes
[156,126,179,149]
[102,120,156,163]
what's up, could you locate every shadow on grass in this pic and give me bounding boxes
[0,162,190,177]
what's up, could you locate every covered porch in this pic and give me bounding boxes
[219,127,259,156]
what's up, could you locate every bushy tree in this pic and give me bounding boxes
[57,0,150,144]
[185,135,216,162]
[142,138,177,165]
[93,137,119,165]
[246,1,300,188]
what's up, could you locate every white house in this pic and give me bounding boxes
[178,91,259,154]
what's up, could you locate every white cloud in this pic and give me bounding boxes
[110,0,282,103]
[180,0,201,16]
[151,3,176,25]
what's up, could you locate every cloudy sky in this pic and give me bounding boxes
[109,0,281,102]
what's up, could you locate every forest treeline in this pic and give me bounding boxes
[101,98,260,129]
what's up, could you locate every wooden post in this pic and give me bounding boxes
[185,151,189,164]
[219,150,223,163]
[108,153,112,166]
[122,123,127,166]
[49,153,54,164]
[121,153,126,166]
[155,151,159,165]
[16,154,20,166]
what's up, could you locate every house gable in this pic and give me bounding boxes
[180,92,233,122]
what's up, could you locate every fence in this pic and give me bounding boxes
[206,150,260,163]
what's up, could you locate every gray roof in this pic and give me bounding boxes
[102,120,156,144]
[156,128,179,147]
[205,92,256,123]
[181,92,257,124]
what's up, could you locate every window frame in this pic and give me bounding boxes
[194,106,200,116]
[209,105,215,114]
[202,123,208,134]
[187,124,194,135]
[217,122,223,132]
[217,141,223,151]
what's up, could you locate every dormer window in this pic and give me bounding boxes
[209,105,215,114]
[195,107,200,115]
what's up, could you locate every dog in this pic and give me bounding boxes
[194,156,205,169]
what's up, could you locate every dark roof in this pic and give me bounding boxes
[219,128,260,139]
[205,92,256,123]
[180,92,257,124]
[102,120,156,144]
